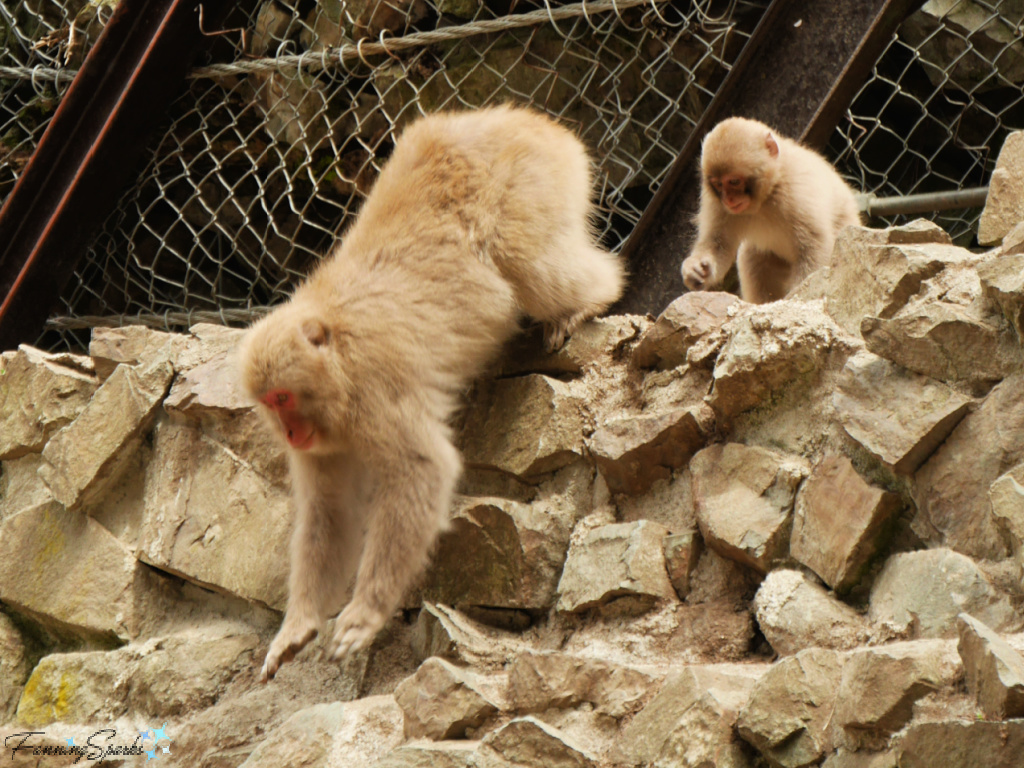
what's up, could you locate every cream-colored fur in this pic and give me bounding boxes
[238,105,625,680]
[681,116,862,303]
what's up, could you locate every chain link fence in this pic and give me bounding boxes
[1,0,1022,349]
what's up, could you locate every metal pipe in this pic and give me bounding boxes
[858,186,989,217]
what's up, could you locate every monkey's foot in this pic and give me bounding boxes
[328,602,388,660]
[261,621,318,683]
[543,313,585,353]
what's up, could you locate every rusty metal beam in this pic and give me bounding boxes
[0,0,241,350]
[615,0,926,315]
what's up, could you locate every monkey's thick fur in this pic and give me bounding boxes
[239,106,625,680]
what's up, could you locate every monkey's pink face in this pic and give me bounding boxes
[260,388,318,451]
[708,174,751,215]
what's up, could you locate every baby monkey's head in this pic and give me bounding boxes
[239,301,353,454]
[701,116,783,216]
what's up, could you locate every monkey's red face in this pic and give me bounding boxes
[709,174,751,215]
[260,388,317,450]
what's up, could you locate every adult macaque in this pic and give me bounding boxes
[680,116,862,303]
[239,106,624,681]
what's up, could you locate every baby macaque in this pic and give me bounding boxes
[239,106,624,681]
[681,116,861,303]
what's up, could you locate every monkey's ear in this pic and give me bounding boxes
[301,318,329,347]
[765,133,780,158]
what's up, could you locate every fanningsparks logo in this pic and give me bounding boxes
[4,723,172,762]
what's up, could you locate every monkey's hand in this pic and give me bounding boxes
[261,619,318,683]
[681,251,717,292]
[329,601,389,660]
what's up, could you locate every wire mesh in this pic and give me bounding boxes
[830,0,1024,246]
[1,0,1022,348]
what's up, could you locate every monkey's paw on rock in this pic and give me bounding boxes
[329,602,389,660]
[260,620,318,683]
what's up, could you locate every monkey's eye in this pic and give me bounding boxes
[276,392,290,406]
[726,178,744,189]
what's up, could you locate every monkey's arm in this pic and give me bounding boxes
[681,201,739,292]
[328,420,461,660]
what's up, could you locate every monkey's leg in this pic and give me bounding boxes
[737,245,793,304]
[328,426,460,660]
[262,457,364,682]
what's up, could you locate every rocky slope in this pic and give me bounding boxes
[3,136,1024,767]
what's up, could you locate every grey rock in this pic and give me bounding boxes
[633,291,739,370]
[459,375,584,478]
[590,407,708,496]
[556,520,677,614]
[869,549,1019,638]
[957,613,1024,719]
[834,640,962,749]
[897,720,1024,768]
[88,325,191,380]
[736,647,844,768]
[990,463,1024,565]
[478,716,597,768]
[822,750,897,768]
[979,131,1024,245]
[393,657,499,740]
[0,613,28,719]
[370,741,476,768]
[0,501,160,641]
[663,530,702,600]
[423,497,571,610]
[39,360,173,510]
[411,603,516,666]
[0,346,98,460]
[833,350,972,475]
[978,252,1024,340]
[612,663,765,767]
[239,702,346,768]
[692,443,809,574]
[791,453,902,592]
[0,453,53,522]
[508,650,657,718]
[913,372,1024,559]
[754,570,870,656]
[825,223,964,336]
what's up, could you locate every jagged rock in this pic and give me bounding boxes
[508,651,657,718]
[822,749,896,768]
[708,302,848,419]
[616,470,697,531]
[0,346,98,460]
[131,634,260,718]
[556,520,677,614]
[411,603,516,666]
[239,702,346,768]
[754,570,871,656]
[38,360,173,510]
[501,316,644,377]
[692,443,809,574]
[825,222,963,336]
[957,613,1024,719]
[459,375,583,478]
[370,741,477,768]
[477,716,597,768]
[833,350,972,475]
[88,325,190,380]
[0,613,28,719]
[834,640,962,749]
[423,497,570,610]
[861,261,1023,391]
[328,695,405,767]
[979,131,1024,245]
[736,648,844,768]
[641,364,714,413]
[990,463,1024,565]
[913,372,1024,559]
[393,657,499,740]
[978,252,1024,339]
[139,418,291,610]
[163,341,250,415]
[590,407,708,496]
[868,549,1019,638]
[663,530,701,600]
[632,291,739,370]
[897,720,1024,768]
[791,453,902,591]
[15,648,137,727]
[612,664,765,767]
[0,453,53,520]
[0,502,161,641]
